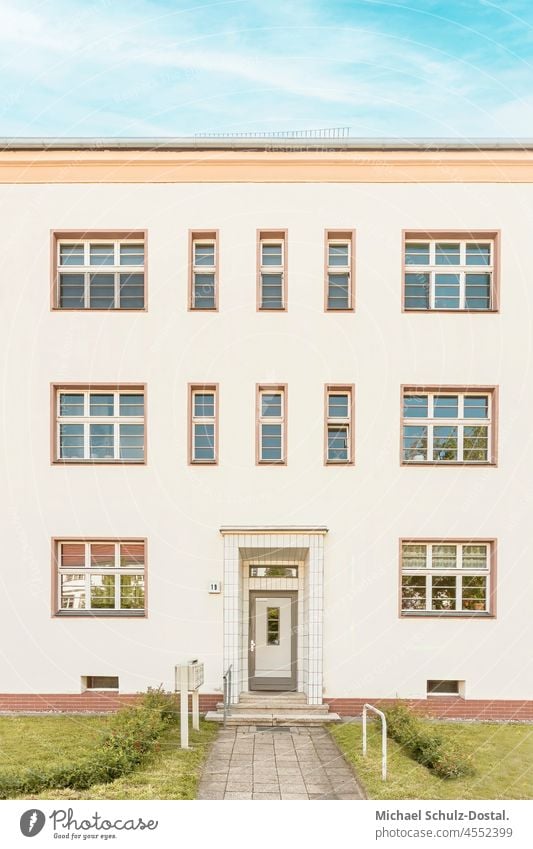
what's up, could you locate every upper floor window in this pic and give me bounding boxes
[401,387,496,465]
[189,384,218,463]
[54,385,145,464]
[258,231,287,310]
[55,540,145,616]
[257,385,286,463]
[53,232,146,310]
[403,232,497,311]
[325,230,355,311]
[189,231,218,310]
[325,385,354,463]
[401,540,494,616]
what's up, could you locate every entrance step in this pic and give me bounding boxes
[206,691,341,726]
[216,701,330,714]
[204,711,341,726]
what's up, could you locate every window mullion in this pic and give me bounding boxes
[456,574,463,611]
[427,423,433,461]
[426,573,432,611]
[84,422,90,460]
[115,271,120,309]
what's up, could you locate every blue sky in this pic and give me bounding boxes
[1,0,533,137]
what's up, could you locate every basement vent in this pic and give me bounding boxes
[83,676,119,691]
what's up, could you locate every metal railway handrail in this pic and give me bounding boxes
[222,665,232,727]
[362,703,388,780]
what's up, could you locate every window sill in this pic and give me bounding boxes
[325,460,354,465]
[427,693,464,699]
[190,459,217,465]
[401,611,493,618]
[403,308,498,314]
[52,307,146,312]
[55,610,146,618]
[401,461,496,467]
[53,460,145,465]
[257,460,286,465]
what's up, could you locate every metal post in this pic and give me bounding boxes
[192,689,200,732]
[362,703,387,781]
[180,664,189,749]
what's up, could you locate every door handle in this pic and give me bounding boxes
[250,640,256,653]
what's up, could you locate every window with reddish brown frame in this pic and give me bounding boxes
[325,385,354,463]
[257,385,287,463]
[325,230,355,311]
[189,385,218,463]
[189,231,218,310]
[257,231,287,310]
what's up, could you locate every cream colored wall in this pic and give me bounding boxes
[0,180,532,700]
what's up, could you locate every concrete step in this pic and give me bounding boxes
[239,691,307,701]
[205,711,342,726]
[216,701,329,713]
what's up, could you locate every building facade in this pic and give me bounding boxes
[0,138,532,719]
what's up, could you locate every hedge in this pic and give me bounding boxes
[0,687,178,798]
[384,703,475,779]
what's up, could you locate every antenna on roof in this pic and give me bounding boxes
[194,127,351,139]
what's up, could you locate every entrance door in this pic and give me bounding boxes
[249,591,297,691]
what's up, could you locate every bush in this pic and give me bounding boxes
[0,687,179,798]
[384,703,474,779]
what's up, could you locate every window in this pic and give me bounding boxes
[401,541,494,616]
[54,232,146,310]
[84,677,119,690]
[257,385,286,463]
[325,385,354,464]
[54,386,145,463]
[189,384,218,463]
[258,230,287,310]
[401,387,496,464]
[189,231,218,310]
[56,540,145,616]
[325,230,355,310]
[266,607,281,645]
[249,565,298,578]
[403,232,497,311]
[427,680,462,697]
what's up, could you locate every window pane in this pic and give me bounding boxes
[461,576,487,610]
[59,273,85,308]
[432,544,457,569]
[465,273,491,309]
[61,574,86,609]
[60,424,84,458]
[119,243,144,266]
[328,393,349,418]
[403,425,428,461]
[405,243,429,265]
[402,544,427,569]
[61,543,85,568]
[435,243,460,265]
[90,394,114,416]
[60,393,84,416]
[403,395,428,418]
[463,396,488,419]
[466,243,491,266]
[327,427,348,460]
[261,393,282,417]
[120,543,145,568]
[59,244,84,266]
[433,395,458,418]
[433,426,458,461]
[463,425,488,461]
[261,423,282,460]
[90,244,114,266]
[401,576,426,610]
[90,543,115,568]
[194,243,215,266]
[89,273,115,309]
[90,574,115,608]
[327,273,350,309]
[119,272,144,308]
[266,607,280,645]
[260,273,283,309]
[261,243,282,266]
[90,423,114,459]
[120,575,145,609]
[119,394,144,417]
[431,575,456,610]
[194,393,214,417]
[193,273,216,308]
[86,677,118,689]
[463,544,488,570]
[404,272,429,309]
[434,273,460,309]
[428,680,459,695]
[250,566,298,577]
[119,424,144,460]
[328,243,349,266]
[194,423,215,460]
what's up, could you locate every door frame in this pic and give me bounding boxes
[248,590,298,691]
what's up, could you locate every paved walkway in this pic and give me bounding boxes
[198,725,365,800]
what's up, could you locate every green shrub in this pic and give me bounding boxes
[0,688,179,798]
[384,703,474,779]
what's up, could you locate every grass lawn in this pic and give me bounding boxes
[332,720,533,800]
[0,715,218,800]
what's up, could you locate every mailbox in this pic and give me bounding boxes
[175,659,204,692]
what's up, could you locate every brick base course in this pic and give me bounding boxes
[0,693,221,714]
[326,698,533,721]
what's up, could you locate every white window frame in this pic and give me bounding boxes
[190,386,217,463]
[191,238,217,309]
[401,541,492,615]
[258,386,286,463]
[325,386,353,463]
[326,237,352,310]
[57,540,145,614]
[402,390,493,464]
[259,238,285,310]
[404,238,494,311]
[57,238,145,309]
[56,388,145,463]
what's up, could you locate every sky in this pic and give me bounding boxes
[1,0,533,138]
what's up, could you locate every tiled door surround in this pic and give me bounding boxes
[220,527,327,705]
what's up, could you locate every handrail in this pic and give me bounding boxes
[362,703,388,781]
[222,665,232,727]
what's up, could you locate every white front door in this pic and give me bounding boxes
[249,592,297,691]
